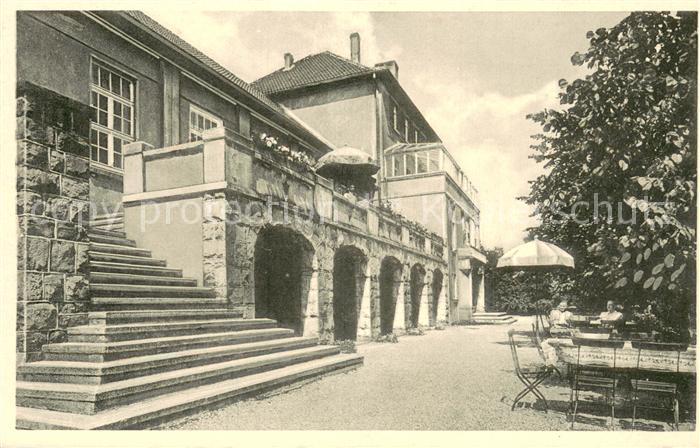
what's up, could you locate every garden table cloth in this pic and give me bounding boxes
[542,338,696,373]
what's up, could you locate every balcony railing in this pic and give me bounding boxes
[122,127,444,257]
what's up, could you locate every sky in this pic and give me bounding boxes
[146,10,630,250]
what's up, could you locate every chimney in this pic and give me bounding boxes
[374,61,399,80]
[350,32,361,63]
[284,53,294,70]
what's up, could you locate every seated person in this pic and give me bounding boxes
[548,300,572,327]
[597,300,624,327]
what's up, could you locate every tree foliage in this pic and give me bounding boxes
[524,12,697,336]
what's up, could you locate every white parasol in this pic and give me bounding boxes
[497,238,575,270]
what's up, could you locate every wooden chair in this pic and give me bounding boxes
[569,337,624,429]
[631,341,686,430]
[508,328,554,412]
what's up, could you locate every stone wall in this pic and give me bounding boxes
[121,126,448,343]
[16,82,91,363]
[218,191,447,341]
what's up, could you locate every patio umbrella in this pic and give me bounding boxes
[315,145,380,179]
[497,238,575,270]
[497,238,575,313]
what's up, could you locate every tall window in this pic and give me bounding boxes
[392,105,398,131]
[416,151,428,173]
[189,105,222,141]
[405,152,416,175]
[427,149,441,171]
[392,154,405,176]
[404,119,409,141]
[90,61,134,169]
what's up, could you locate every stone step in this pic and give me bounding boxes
[43,328,295,362]
[89,261,183,278]
[90,297,228,311]
[88,233,137,247]
[89,214,124,225]
[66,318,277,342]
[16,354,363,429]
[473,315,513,321]
[87,228,127,239]
[89,252,167,267]
[90,283,216,298]
[19,337,319,384]
[473,317,517,325]
[91,212,124,220]
[90,272,197,287]
[91,222,125,232]
[89,243,151,258]
[87,309,242,325]
[89,221,125,230]
[472,312,507,317]
[17,346,343,414]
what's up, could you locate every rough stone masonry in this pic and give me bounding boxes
[16,82,92,363]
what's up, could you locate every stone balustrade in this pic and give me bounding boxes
[122,127,443,257]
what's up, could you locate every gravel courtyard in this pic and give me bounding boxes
[156,317,694,431]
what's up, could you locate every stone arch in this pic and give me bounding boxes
[253,225,315,335]
[332,245,368,341]
[379,256,403,335]
[430,269,444,326]
[409,263,426,328]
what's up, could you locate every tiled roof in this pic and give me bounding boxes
[123,11,281,112]
[384,142,445,154]
[252,51,374,94]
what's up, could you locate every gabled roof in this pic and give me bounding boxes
[253,50,442,143]
[123,11,281,112]
[252,51,374,94]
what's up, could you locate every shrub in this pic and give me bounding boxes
[405,326,425,336]
[333,339,357,353]
[375,333,399,343]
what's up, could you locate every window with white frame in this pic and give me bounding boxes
[427,149,441,171]
[90,61,134,169]
[392,105,398,131]
[189,105,222,141]
[405,152,416,175]
[392,154,404,177]
[404,119,409,141]
[416,151,428,174]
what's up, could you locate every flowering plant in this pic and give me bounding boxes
[259,133,315,171]
[378,199,430,237]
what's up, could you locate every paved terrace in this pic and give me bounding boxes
[157,317,696,431]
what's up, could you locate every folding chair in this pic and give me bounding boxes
[537,311,551,338]
[508,328,554,412]
[531,322,562,378]
[569,337,624,429]
[631,341,686,430]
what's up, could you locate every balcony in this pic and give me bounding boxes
[121,127,444,259]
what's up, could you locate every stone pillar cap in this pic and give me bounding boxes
[124,141,154,156]
[202,126,226,141]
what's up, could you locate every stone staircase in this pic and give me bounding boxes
[90,212,125,232]
[472,312,517,325]
[16,226,363,429]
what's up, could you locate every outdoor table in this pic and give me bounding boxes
[543,338,696,373]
